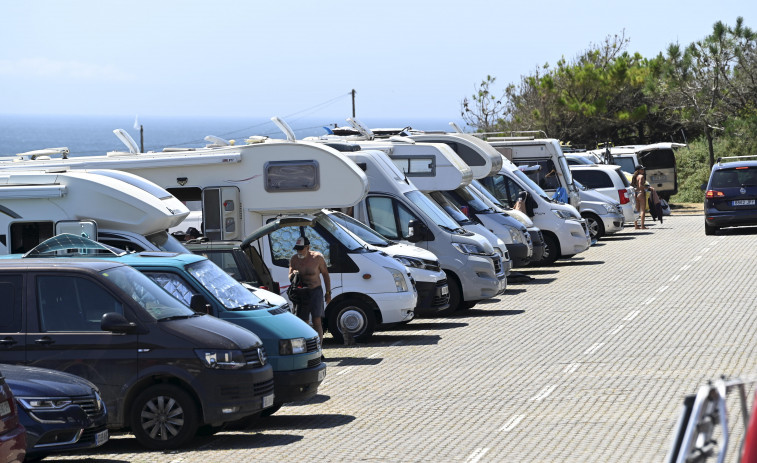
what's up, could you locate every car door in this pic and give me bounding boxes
[25,271,139,412]
[0,273,25,363]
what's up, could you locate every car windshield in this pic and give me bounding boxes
[315,214,367,252]
[427,192,473,224]
[186,259,266,310]
[101,265,195,320]
[513,168,551,201]
[328,212,392,246]
[455,186,493,213]
[145,231,191,253]
[471,180,507,211]
[404,190,462,231]
[711,166,757,188]
[574,179,588,191]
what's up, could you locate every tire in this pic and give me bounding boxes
[260,403,283,417]
[327,299,376,344]
[705,223,718,235]
[459,301,477,310]
[583,213,605,240]
[130,384,199,450]
[539,233,560,265]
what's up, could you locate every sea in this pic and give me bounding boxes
[0,114,467,157]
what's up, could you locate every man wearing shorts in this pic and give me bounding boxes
[289,236,331,344]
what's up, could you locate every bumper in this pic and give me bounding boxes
[602,213,624,235]
[23,405,108,457]
[506,242,531,267]
[457,255,502,302]
[369,291,416,324]
[198,364,275,426]
[414,279,451,315]
[560,220,591,256]
[272,361,326,404]
[705,210,757,228]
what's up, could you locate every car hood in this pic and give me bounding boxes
[1,364,97,397]
[159,314,263,351]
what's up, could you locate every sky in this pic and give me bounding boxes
[1,0,754,121]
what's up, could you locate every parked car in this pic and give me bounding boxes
[0,250,274,450]
[0,369,25,463]
[573,179,625,240]
[702,156,757,235]
[570,164,638,225]
[2,364,107,460]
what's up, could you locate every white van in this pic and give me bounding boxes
[478,159,591,264]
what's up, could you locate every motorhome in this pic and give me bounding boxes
[0,121,418,343]
[470,132,581,210]
[0,168,190,255]
[586,143,684,200]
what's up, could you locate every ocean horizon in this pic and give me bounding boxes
[0,114,469,157]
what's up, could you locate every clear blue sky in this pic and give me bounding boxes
[1,0,753,120]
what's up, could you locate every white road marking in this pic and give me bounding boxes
[608,324,624,336]
[669,275,680,282]
[466,448,490,463]
[563,363,581,373]
[710,240,719,246]
[584,343,604,355]
[657,286,668,292]
[693,255,702,262]
[368,352,381,359]
[500,414,525,432]
[644,297,656,305]
[415,330,428,335]
[335,367,355,376]
[680,264,691,271]
[530,385,557,401]
[624,311,640,321]
[702,248,710,253]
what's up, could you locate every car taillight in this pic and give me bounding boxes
[706,190,725,198]
[618,189,629,205]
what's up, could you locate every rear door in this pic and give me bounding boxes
[0,273,25,364]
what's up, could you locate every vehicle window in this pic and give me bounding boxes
[101,266,194,320]
[202,250,257,283]
[405,190,460,230]
[144,231,190,253]
[396,202,417,239]
[638,149,675,170]
[9,221,54,254]
[481,175,516,206]
[429,191,472,223]
[0,275,22,332]
[269,225,333,268]
[329,212,392,246]
[37,275,123,332]
[571,170,613,189]
[366,196,401,239]
[143,272,197,306]
[97,238,145,253]
[613,157,636,174]
[711,167,757,188]
[186,260,265,309]
[515,160,561,191]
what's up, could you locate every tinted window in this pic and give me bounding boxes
[571,170,613,189]
[638,149,675,170]
[711,167,757,188]
[0,275,22,332]
[37,275,123,332]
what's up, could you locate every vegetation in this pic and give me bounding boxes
[461,18,757,203]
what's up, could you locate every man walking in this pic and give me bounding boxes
[289,236,331,344]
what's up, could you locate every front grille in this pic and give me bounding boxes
[305,336,320,353]
[491,256,503,274]
[243,347,267,368]
[72,397,103,419]
[268,306,288,315]
[421,259,441,272]
[253,378,275,397]
[307,357,322,368]
[409,274,416,292]
[432,279,450,307]
[80,424,107,444]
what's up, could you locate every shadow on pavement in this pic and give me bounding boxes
[286,394,330,407]
[451,308,525,318]
[320,355,383,366]
[518,269,559,275]
[247,413,356,432]
[363,333,442,346]
[600,235,636,241]
[504,288,527,295]
[551,260,605,267]
[516,277,557,285]
[386,321,469,330]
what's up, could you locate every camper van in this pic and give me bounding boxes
[0,122,417,343]
[586,143,684,200]
[0,169,190,255]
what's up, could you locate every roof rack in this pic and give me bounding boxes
[470,130,548,141]
[717,155,757,165]
[15,147,70,161]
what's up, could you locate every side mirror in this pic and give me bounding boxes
[101,312,136,333]
[190,294,212,314]
[407,219,428,243]
[700,183,708,191]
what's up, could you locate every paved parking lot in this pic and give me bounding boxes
[48,212,757,462]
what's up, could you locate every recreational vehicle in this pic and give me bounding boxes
[0,122,417,343]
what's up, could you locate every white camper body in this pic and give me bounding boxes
[0,135,417,341]
[0,169,190,255]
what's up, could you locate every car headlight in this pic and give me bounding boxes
[279,338,307,355]
[601,203,616,214]
[504,225,523,244]
[195,349,247,369]
[494,246,504,257]
[452,242,484,255]
[394,255,423,268]
[385,267,408,292]
[17,398,73,410]
[552,209,574,220]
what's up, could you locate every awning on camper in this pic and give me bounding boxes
[240,215,316,250]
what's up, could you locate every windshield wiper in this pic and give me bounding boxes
[229,303,266,311]
[158,313,197,321]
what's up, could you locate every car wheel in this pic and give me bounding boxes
[582,213,605,240]
[130,384,199,450]
[705,223,718,235]
[260,403,283,417]
[539,234,560,265]
[327,299,376,344]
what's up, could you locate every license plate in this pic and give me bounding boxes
[95,429,109,446]
[732,199,755,206]
[317,368,326,381]
[0,401,10,417]
[440,286,449,296]
[262,393,274,409]
[651,174,664,181]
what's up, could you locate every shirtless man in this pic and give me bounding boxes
[289,236,331,343]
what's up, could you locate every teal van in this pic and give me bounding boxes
[7,235,326,416]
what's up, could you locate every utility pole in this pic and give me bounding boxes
[351,89,356,118]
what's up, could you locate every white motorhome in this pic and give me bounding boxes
[472,133,581,210]
[0,122,418,343]
[0,168,190,255]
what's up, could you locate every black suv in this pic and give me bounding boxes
[0,258,274,449]
[703,157,757,235]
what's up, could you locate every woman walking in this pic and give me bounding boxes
[632,166,647,229]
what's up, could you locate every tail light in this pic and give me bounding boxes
[618,189,629,205]
[705,190,725,198]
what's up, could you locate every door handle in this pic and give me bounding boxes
[34,336,55,345]
[0,337,17,346]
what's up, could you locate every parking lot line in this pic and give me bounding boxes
[624,311,640,321]
[702,248,710,253]
[465,448,489,463]
[680,264,691,271]
[500,415,525,432]
[657,286,668,292]
[644,297,656,305]
[564,363,581,373]
[530,385,558,401]
[335,367,355,377]
[584,343,604,355]
[608,325,624,336]
[669,275,680,282]
[693,255,702,262]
